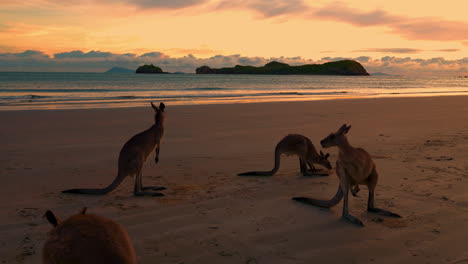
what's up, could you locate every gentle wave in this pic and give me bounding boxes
[0,94,53,100]
[0,91,353,103]
[0,87,230,93]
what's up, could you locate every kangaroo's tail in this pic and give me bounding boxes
[62,174,124,195]
[238,145,281,176]
[292,185,343,208]
[238,171,274,176]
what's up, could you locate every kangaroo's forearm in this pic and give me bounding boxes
[155,145,160,163]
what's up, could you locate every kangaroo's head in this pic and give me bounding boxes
[318,150,332,170]
[151,102,166,125]
[321,124,351,148]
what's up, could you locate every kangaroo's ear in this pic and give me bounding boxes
[79,207,87,215]
[151,102,159,112]
[338,124,348,134]
[44,210,60,227]
[159,102,165,112]
[344,125,352,134]
[320,150,324,157]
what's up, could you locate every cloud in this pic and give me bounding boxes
[353,48,423,54]
[0,49,466,75]
[163,48,222,56]
[353,48,462,54]
[0,50,50,59]
[392,19,468,41]
[4,1,467,44]
[140,52,166,58]
[216,0,308,17]
[314,3,400,26]
[212,1,468,41]
[354,56,371,63]
[434,49,460,52]
[115,0,207,9]
[312,2,468,42]
[23,0,207,9]
[54,50,115,58]
[0,22,11,32]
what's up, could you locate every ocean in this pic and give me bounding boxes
[0,72,467,110]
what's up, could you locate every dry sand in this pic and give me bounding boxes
[1,96,468,264]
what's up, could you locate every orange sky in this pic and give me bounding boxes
[0,0,467,74]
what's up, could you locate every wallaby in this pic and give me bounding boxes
[293,124,401,226]
[63,102,166,196]
[238,134,332,176]
[43,208,137,264]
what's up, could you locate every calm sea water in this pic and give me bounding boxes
[0,72,467,110]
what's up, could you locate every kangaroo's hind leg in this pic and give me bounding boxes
[366,168,401,217]
[134,169,165,196]
[338,165,364,226]
[139,150,166,191]
[299,158,308,176]
[140,170,166,191]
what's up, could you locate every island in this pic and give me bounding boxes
[105,66,135,73]
[196,60,369,76]
[136,64,167,74]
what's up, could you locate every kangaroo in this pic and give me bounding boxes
[63,102,166,196]
[238,134,332,176]
[293,124,401,226]
[43,208,136,264]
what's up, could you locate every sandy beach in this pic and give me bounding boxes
[1,95,468,264]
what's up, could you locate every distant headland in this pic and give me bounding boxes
[196,60,369,76]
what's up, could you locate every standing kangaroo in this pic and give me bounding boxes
[63,102,166,196]
[43,208,136,264]
[238,134,332,176]
[293,124,401,226]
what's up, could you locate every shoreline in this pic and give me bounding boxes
[2,93,468,112]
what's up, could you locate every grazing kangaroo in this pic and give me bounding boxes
[63,102,166,196]
[293,124,401,226]
[238,134,332,176]
[43,208,136,264]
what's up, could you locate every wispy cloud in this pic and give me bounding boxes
[212,1,468,42]
[434,49,460,52]
[352,48,461,54]
[0,50,49,59]
[3,1,467,44]
[54,50,115,58]
[0,49,466,75]
[314,3,400,26]
[113,0,207,9]
[162,48,222,56]
[139,52,166,58]
[312,2,468,42]
[353,48,423,54]
[216,0,307,18]
[9,0,207,9]
[391,19,468,41]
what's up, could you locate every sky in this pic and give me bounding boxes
[0,0,467,75]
